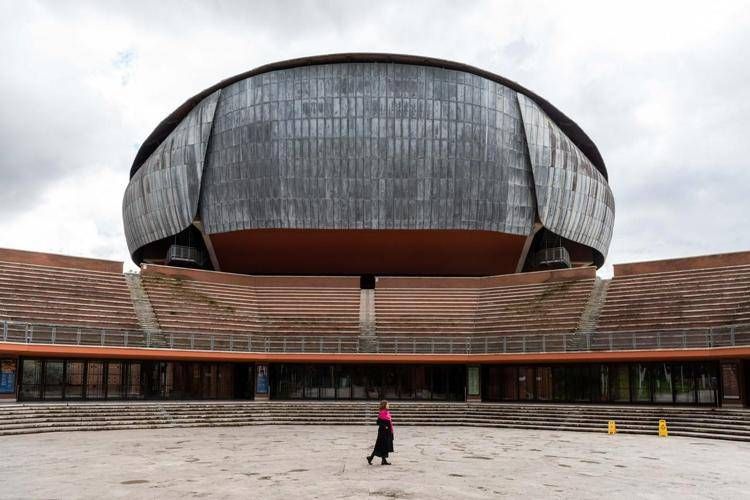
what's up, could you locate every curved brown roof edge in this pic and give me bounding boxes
[130,53,607,180]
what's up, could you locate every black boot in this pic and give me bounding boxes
[381,458,391,465]
[367,454,373,465]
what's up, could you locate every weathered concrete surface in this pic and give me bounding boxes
[1,426,748,499]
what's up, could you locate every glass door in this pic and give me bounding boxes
[43,360,64,400]
[86,362,105,399]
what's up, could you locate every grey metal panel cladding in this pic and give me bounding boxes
[516,94,615,257]
[123,90,221,254]
[199,63,536,235]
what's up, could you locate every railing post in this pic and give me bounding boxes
[210,335,215,350]
[248,336,252,352]
[190,333,195,350]
[657,331,661,348]
[51,326,56,344]
[76,328,81,345]
[431,339,435,354]
[302,337,306,352]
[146,332,151,348]
[465,338,470,354]
[522,336,526,353]
[542,335,546,353]
[169,333,174,349]
[413,337,416,354]
[338,338,342,353]
[503,336,507,354]
[449,338,453,354]
[283,338,287,352]
[124,331,128,347]
[484,337,488,354]
[705,329,710,348]
[101,329,105,346]
[608,333,612,350]
[395,338,399,354]
[631,333,636,350]
[319,337,323,352]
[230,335,234,351]
[730,326,736,346]
[586,332,591,351]
[265,337,270,353]
[682,330,687,348]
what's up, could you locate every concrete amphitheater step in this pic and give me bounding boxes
[2,402,749,441]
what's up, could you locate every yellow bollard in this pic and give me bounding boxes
[658,419,668,437]
[608,420,617,435]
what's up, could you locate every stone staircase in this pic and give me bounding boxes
[569,277,611,350]
[1,402,749,442]
[124,273,163,345]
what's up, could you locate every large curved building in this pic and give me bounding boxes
[123,54,614,276]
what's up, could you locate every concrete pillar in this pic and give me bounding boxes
[255,363,270,401]
[466,365,481,402]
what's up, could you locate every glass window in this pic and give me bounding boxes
[65,361,85,400]
[107,362,123,399]
[414,366,432,400]
[696,363,718,405]
[351,366,368,399]
[552,366,567,402]
[594,365,609,403]
[536,367,552,401]
[610,364,630,403]
[467,366,480,397]
[653,363,673,404]
[20,359,42,400]
[125,362,143,399]
[43,360,64,400]
[304,365,319,399]
[631,364,651,403]
[397,365,415,400]
[86,362,105,399]
[0,359,17,394]
[217,364,234,399]
[432,366,449,400]
[336,366,352,399]
[721,362,740,399]
[518,367,535,401]
[672,364,695,404]
[484,366,501,401]
[382,366,398,399]
[319,365,336,399]
[501,366,518,401]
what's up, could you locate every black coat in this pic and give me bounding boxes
[372,417,394,457]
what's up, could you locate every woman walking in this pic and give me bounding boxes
[367,400,394,465]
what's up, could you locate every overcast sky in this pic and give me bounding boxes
[1,0,748,275]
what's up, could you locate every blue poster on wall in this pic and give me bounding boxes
[0,360,16,393]
[255,365,268,394]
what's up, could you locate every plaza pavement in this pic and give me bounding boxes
[0,425,748,499]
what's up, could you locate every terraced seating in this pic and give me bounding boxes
[0,256,138,331]
[375,269,596,337]
[1,401,749,442]
[141,266,361,337]
[598,256,750,333]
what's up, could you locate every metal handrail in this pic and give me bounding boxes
[0,319,748,355]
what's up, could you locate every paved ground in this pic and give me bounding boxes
[1,426,748,499]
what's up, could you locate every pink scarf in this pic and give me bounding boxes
[379,409,394,432]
